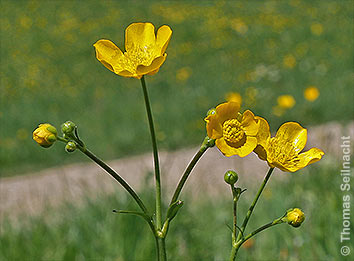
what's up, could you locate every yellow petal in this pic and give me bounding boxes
[275,122,307,153]
[93,39,124,73]
[147,68,160,76]
[117,70,135,78]
[125,22,156,52]
[254,145,267,161]
[156,25,172,54]
[137,55,166,76]
[290,148,324,172]
[255,116,270,144]
[215,102,240,124]
[205,114,223,139]
[216,136,257,157]
[241,110,259,136]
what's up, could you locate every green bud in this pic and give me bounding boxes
[65,141,77,153]
[61,121,76,135]
[166,200,184,221]
[202,136,215,150]
[206,108,216,117]
[283,208,305,228]
[224,170,238,185]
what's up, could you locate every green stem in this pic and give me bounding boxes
[170,140,209,205]
[76,145,151,218]
[140,77,162,230]
[233,167,274,259]
[231,186,238,243]
[239,167,274,235]
[230,219,284,260]
[157,237,167,261]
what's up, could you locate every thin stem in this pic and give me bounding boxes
[231,186,238,242]
[170,143,209,205]
[76,145,151,218]
[238,167,274,237]
[140,76,162,230]
[230,219,284,260]
[240,219,284,245]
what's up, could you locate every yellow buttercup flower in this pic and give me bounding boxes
[277,95,295,109]
[205,102,259,157]
[285,208,305,227]
[304,86,319,102]
[33,123,57,148]
[93,22,172,79]
[254,118,324,172]
[225,92,242,106]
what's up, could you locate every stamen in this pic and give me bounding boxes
[222,119,245,144]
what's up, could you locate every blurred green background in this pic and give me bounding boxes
[0,0,353,260]
[1,0,352,176]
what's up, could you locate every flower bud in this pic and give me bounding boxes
[206,108,216,117]
[61,121,76,135]
[166,200,184,221]
[284,208,305,227]
[65,141,77,153]
[33,123,57,148]
[224,170,238,185]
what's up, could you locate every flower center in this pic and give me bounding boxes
[267,138,299,165]
[123,44,156,73]
[222,119,245,144]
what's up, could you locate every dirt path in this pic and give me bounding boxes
[1,121,353,220]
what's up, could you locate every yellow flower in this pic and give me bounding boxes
[277,95,295,109]
[283,54,296,69]
[205,102,259,157]
[285,208,305,227]
[33,123,57,148]
[225,92,242,105]
[93,22,172,79]
[304,86,319,102]
[311,23,323,36]
[254,119,324,172]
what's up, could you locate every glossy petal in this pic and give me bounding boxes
[93,40,124,73]
[137,55,166,76]
[216,136,257,157]
[275,122,307,153]
[241,110,259,136]
[125,22,156,52]
[205,114,223,139]
[285,148,325,172]
[215,102,240,124]
[255,116,270,145]
[156,25,172,54]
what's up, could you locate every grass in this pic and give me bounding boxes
[0,163,351,260]
[0,0,353,176]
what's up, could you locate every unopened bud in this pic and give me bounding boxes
[61,121,76,135]
[65,141,77,153]
[224,170,238,185]
[284,208,305,228]
[206,108,216,117]
[33,123,57,148]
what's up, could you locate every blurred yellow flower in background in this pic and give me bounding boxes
[304,86,319,101]
[277,95,295,109]
[94,22,172,79]
[205,102,259,157]
[283,54,296,69]
[33,123,57,148]
[225,92,242,105]
[176,67,191,82]
[254,119,324,172]
[311,23,323,36]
